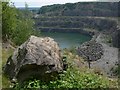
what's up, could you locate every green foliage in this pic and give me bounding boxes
[2,2,17,41]
[14,67,110,89]
[2,48,14,88]
[11,7,34,45]
[38,2,118,17]
[68,46,77,54]
[2,2,38,45]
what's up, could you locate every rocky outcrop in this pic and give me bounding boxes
[35,17,117,32]
[77,40,103,61]
[112,27,120,48]
[91,33,119,77]
[35,16,117,38]
[77,33,118,77]
[4,36,64,82]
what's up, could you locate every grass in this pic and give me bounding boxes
[2,48,14,88]
[0,43,2,89]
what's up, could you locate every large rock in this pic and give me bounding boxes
[4,36,64,82]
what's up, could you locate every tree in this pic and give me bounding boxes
[11,3,34,45]
[2,2,17,41]
[2,2,36,45]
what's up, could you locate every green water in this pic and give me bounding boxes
[41,32,91,49]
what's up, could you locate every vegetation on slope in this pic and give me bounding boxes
[2,2,39,45]
[2,48,14,88]
[38,2,118,17]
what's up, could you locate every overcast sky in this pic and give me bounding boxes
[10,0,119,7]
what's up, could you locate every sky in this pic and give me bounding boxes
[10,0,98,7]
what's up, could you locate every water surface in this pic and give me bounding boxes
[41,32,91,49]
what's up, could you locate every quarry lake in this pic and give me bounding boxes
[41,32,92,49]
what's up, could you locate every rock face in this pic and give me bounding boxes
[77,40,103,61]
[35,17,117,34]
[4,36,63,82]
[112,27,120,48]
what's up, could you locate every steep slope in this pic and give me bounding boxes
[38,2,119,17]
[34,16,117,35]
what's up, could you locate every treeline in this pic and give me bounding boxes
[38,2,119,17]
[2,2,38,45]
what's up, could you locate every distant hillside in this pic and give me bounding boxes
[38,2,119,17]
[18,7,40,14]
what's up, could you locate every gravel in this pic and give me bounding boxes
[90,33,118,77]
